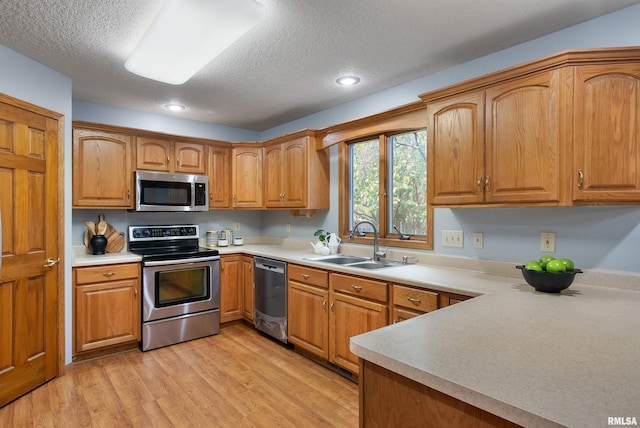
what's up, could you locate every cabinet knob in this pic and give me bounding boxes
[577,169,584,190]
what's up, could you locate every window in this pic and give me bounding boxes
[341,129,432,249]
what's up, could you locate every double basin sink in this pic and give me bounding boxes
[304,254,403,270]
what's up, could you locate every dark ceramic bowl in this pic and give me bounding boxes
[515,265,583,293]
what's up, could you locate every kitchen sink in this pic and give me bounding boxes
[304,254,370,265]
[304,255,403,270]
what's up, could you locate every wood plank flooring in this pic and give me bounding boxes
[0,324,359,427]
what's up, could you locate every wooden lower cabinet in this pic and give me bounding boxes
[242,256,255,322]
[440,292,472,308]
[73,263,140,357]
[360,360,521,428]
[329,273,388,375]
[220,255,243,323]
[288,265,330,359]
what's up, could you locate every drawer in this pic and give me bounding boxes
[289,264,329,289]
[392,284,438,313]
[331,273,387,302]
[75,263,139,285]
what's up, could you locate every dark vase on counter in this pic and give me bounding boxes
[90,234,107,255]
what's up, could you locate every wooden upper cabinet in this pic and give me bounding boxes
[231,146,263,208]
[427,90,485,205]
[572,64,640,202]
[73,128,133,208]
[264,131,329,210]
[136,137,206,174]
[485,69,561,204]
[208,145,231,208]
[427,70,562,206]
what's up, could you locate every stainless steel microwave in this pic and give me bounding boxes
[135,171,209,212]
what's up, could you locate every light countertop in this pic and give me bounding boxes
[72,241,640,427]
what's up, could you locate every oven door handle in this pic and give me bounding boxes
[143,256,220,267]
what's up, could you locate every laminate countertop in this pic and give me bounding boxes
[72,242,640,427]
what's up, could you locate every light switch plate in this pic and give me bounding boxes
[442,230,464,248]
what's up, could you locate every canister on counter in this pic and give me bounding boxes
[223,229,233,245]
[206,230,218,247]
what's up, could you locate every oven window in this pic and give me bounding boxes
[155,267,210,307]
[141,180,191,206]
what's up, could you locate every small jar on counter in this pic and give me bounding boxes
[206,230,218,247]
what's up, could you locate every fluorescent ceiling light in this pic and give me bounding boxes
[336,76,361,86]
[125,0,265,85]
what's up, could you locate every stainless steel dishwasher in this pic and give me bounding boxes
[254,257,288,343]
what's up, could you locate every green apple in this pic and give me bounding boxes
[558,258,575,271]
[524,261,543,271]
[546,259,566,272]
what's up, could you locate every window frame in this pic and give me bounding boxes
[339,129,433,250]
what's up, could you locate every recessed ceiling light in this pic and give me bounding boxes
[336,76,361,86]
[164,103,186,112]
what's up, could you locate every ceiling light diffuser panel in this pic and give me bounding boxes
[125,0,265,85]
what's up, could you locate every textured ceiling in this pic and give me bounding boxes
[1,0,638,131]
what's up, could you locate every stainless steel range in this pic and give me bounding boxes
[128,224,220,351]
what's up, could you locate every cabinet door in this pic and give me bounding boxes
[208,146,231,208]
[175,142,206,174]
[485,70,561,203]
[220,256,242,322]
[282,139,307,207]
[330,292,387,375]
[72,129,133,208]
[288,281,329,359]
[427,91,485,205]
[241,256,254,322]
[232,147,263,208]
[75,278,140,353]
[573,64,640,202]
[136,137,172,172]
[264,143,283,207]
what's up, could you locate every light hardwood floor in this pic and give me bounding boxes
[0,324,359,427]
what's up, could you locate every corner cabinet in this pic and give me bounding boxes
[264,130,330,210]
[231,146,264,208]
[135,136,207,174]
[72,127,134,208]
[241,256,255,322]
[572,63,640,202]
[73,263,140,358]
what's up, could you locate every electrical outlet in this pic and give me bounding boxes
[540,232,556,252]
[286,223,291,233]
[442,230,464,248]
[235,223,241,231]
[473,232,484,249]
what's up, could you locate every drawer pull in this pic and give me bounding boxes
[351,285,362,291]
[103,272,116,277]
[302,274,310,279]
[407,297,421,304]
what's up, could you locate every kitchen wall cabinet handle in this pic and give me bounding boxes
[44,257,60,268]
[485,176,491,192]
[322,299,327,312]
[102,271,115,277]
[221,263,225,271]
[351,285,362,291]
[134,288,138,298]
[578,169,584,189]
[477,176,483,192]
[127,189,131,199]
[302,274,310,279]
[407,297,421,304]
[330,301,334,312]
[166,156,170,165]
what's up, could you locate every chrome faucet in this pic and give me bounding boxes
[349,220,386,262]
